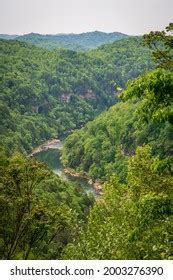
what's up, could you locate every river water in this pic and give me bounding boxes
[34,148,97,195]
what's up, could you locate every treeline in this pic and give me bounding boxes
[0,37,153,155]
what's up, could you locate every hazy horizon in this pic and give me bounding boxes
[0,0,172,36]
[0,30,132,36]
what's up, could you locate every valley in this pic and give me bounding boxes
[0,24,172,260]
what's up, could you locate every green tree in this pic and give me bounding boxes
[121,24,173,124]
[143,23,173,70]
[121,69,173,124]
[0,153,78,259]
[63,146,173,260]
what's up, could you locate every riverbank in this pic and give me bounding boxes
[64,168,103,194]
[29,139,62,157]
[30,139,103,195]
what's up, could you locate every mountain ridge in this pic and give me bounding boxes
[0,31,129,51]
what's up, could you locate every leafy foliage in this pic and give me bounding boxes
[63,146,173,260]
[0,151,94,259]
[121,69,173,123]
[143,23,173,70]
[121,24,173,124]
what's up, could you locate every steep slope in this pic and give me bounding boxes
[62,99,173,182]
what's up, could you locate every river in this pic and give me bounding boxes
[34,146,97,196]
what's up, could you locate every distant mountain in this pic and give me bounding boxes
[0,34,18,40]
[1,31,129,50]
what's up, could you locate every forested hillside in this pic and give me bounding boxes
[62,24,173,260]
[62,93,173,182]
[1,31,129,51]
[62,27,173,182]
[0,37,153,155]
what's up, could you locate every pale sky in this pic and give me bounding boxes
[0,0,172,35]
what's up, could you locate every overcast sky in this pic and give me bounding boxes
[0,0,172,35]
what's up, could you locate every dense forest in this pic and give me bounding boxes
[62,24,173,259]
[62,94,173,182]
[0,36,153,155]
[0,24,172,260]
